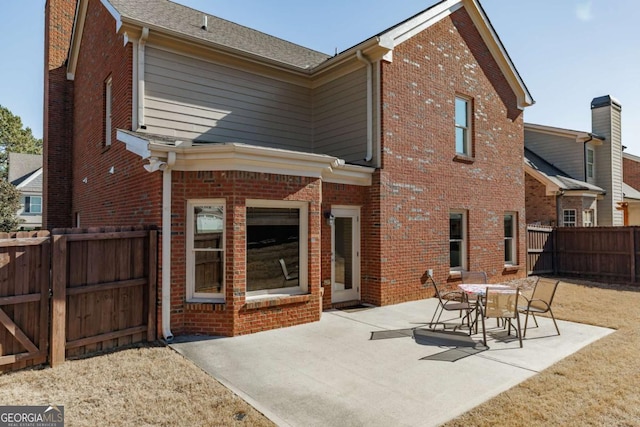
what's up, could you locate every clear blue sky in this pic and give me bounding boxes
[2,1,639,153]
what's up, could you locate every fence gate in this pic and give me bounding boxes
[0,231,51,372]
[527,225,554,275]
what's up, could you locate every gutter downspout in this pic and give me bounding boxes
[137,27,149,130]
[161,152,176,342]
[356,50,373,162]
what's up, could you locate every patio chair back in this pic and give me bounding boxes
[529,278,559,311]
[482,287,522,347]
[461,271,488,284]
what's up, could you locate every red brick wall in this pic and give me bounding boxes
[44,0,77,228]
[624,156,640,190]
[70,0,162,228]
[377,7,526,303]
[171,171,323,336]
[525,174,557,226]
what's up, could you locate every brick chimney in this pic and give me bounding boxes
[44,0,77,229]
[591,95,624,226]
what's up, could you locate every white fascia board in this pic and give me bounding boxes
[99,0,122,31]
[462,0,534,109]
[386,1,463,46]
[525,123,603,144]
[15,169,43,190]
[117,130,151,158]
[147,143,374,186]
[623,152,640,163]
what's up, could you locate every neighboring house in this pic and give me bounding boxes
[7,152,43,230]
[622,152,640,225]
[44,0,533,337]
[524,96,624,227]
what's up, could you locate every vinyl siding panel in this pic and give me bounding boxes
[524,130,584,179]
[313,68,368,161]
[144,47,312,149]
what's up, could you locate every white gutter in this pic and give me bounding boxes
[144,152,176,342]
[356,50,373,162]
[137,27,149,129]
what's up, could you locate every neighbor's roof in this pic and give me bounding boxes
[623,183,640,201]
[525,148,604,193]
[8,152,43,186]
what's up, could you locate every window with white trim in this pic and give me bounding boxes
[246,200,308,296]
[586,148,594,179]
[450,210,467,271]
[583,209,594,227]
[186,200,225,302]
[504,213,517,265]
[24,196,42,214]
[455,96,471,156]
[105,76,112,146]
[563,209,577,227]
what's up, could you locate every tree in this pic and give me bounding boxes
[0,179,22,232]
[0,105,42,179]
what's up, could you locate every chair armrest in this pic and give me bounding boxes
[441,290,466,302]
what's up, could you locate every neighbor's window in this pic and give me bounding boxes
[24,196,42,214]
[583,209,594,227]
[563,209,577,227]
[105,76,112,146]
[246,200,308,296]
[504,213,517,265]
[586,148,594,179]
[455,96,471,156]
[186,200,225,302]
[450,210,467,271]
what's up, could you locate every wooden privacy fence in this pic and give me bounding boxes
[0,227,157,371]
[527,225,640,283]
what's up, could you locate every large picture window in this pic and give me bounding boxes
[450,210,467,271]
[504,213,517,265]
[246,200,308,296]
[186,200,225,302]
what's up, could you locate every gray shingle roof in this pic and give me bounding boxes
[524,148,604,193]
[8,152,43,186]
[107,0,331,69]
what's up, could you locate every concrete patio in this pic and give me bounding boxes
[170,298,613,427]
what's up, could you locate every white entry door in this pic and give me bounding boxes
[331,207,360,303]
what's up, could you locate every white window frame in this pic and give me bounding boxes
[186,199,225,302]
[24,196,42,214]
[583,209,594,227]
[246,199,308,299]
[449,210,467,272]
[455,96,471,156]
[563,209,577,227]
[105,76,112,146]
[504,212,517,266]
[586,148,594,179]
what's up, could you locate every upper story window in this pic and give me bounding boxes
[586,148,594,179]
[105,76,112,146]
[504,213,517,265]
[563,209,577,227]
[24,196,42,214]
[449,210,467,271]
[455,96,471,156]
[186,200,225,302]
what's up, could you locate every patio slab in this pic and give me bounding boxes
[170,298,613,427]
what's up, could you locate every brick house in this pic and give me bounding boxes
[622,152,640,225]
[524,96,625,227]
[44,0,533,338]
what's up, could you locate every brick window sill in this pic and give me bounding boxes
[244,294,311,311]
[453,154,475,164]
[185,302,226,312]
[503,265,521,273]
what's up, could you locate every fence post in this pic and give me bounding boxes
[552,228,558,275]
[147,230,158,342]
[50,235,67,367]
[631,227,637,283]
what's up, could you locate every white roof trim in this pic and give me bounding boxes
[525,123,604,143]
[623,152,640,163]
[15,168,43,190]
[623,182,640,201]
[117,132,373,186]
[100,0,122,31]
[386,2,462,46]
